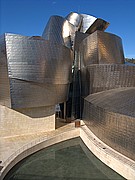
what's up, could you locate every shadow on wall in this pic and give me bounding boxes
[16,106,55,118]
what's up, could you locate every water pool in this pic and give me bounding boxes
[4,138,125,180]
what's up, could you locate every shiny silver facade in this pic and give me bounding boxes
[43,13,109,50]
[69,13,135,162]
[84,18,109,34]
[1,11,135,162]
[66,12,83,31]
[79,30,124,67]
[66,12,109,34]
[81,64,135,96]
[80,14,97,33]
[0,11,109,111]
[0,33,73,109]
[0,34,11,107]
[83,87,135,161]
[74,31,89,51]
[42,16,76,49]
[72,29,125,116]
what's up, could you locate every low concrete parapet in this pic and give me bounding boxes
[1,121,135,180]
[80,124,135,180]
[0,125,80,180]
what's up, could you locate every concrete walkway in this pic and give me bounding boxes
[0,118,69,164]
[0,119,80,179]
[0,119,135,180]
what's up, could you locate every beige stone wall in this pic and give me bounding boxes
[0,105,55,137]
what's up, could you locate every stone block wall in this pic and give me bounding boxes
[0,105,55,137]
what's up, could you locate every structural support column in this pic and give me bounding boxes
[64,102,66,119]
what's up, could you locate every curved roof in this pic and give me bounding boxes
[85,87,135,117]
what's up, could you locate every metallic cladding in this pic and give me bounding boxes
[85,87,135,118]
[1,11,135,161]
[0,34,11,108]
[83,87,135,161]
[66,12,109,34]
[74,31,89,51]
[80,14,97,33]
[79,31,98,66]
[10,79,69,109]
[98,31,124,64]
[81,64,135,97]
[5,33,73,84]
[42,16,65,44]
[1,33,73,109]
[66,12,83,31]
[42,16,76,49]
[85,18,109,34]
[79,30,125,67]
[42,13,109,50]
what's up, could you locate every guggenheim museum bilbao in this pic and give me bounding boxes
[0,12,135,162]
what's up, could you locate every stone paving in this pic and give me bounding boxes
[0,119,135,180]
[0,119,75,169]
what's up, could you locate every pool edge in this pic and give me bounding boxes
[80,123,135,180]
[1,121,135,180]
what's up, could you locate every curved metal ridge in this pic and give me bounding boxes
[42,15,76,49]
[42,12,109,49]
[79,30,124,67]
[0,32,73,108]
[5,33,73,84]
[0,11,127,114]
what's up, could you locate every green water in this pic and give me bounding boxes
[4,138,125,180]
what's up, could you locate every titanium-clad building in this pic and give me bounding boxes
[83,87,135,161]
[79,30,125,66]
[0,33,73,109]
[0,12,135,161]
[42,15,76,49]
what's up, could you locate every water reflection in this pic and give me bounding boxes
[4,138,124,180]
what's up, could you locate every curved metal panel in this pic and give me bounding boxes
[42,16,64,44]
[0,34,11,108]
[10,79,69,109]
[85,87,135,117]
[66,12,109,34]
[79,30,125,67]
[74,31,89,51]
[5,33,73,85]
[42,16,75,49]
[80,14,97,33]
[83,87,135,161]
[81,64,135,96]
[42,13,109,50]
[66,12,83,31]
[98,31,124,64]
[85,18,109,34]
[1,33,73,109]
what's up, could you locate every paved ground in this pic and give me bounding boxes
[1,118,134,180]
[0,118,74,169]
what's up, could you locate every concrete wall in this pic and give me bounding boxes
[1,126,79,180]
[0,105,55,137]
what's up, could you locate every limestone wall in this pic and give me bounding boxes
[0,105,55,137]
